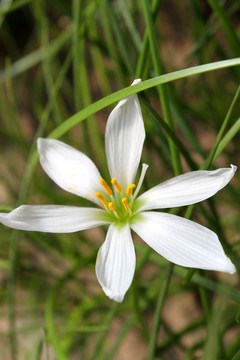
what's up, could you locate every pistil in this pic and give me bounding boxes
[132,163,149,200]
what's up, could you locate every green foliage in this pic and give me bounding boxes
[0,0,239,359]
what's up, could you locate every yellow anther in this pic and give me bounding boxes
[108,202,115,212]
[126,184,136,197]
[122,197,130,211]
[111,178,122,193]
[95,192,108,207]
[99,178,112,195]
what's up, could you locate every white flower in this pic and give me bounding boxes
[0,79,237,302]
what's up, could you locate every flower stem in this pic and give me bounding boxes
[131,278,149,342]
[148,263,174,360]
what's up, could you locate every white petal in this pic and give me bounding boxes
[38,138,103,206]
[96,223,136,302]
[0,205,111,232]
[131,212,235,274]
[105,79,145,188]
[136,165,237,212]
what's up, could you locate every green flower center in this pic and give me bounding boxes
[95,164,149,224]
[95,178,135,222]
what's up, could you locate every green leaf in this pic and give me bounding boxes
[232,351,240,360]
[49,58,240,139]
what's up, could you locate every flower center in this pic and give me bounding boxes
[94,163,148,222]
[95,178,135,220]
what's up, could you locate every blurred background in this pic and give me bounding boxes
[0,0,240,359]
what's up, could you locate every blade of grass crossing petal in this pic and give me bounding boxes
[49,58,240,139]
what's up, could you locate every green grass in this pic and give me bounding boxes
[0,1,240,359]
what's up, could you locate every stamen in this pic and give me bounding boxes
[111,178,122,193]
[108,202,115,212]
[99,178,112,195]
[95,192,108,207]
[126,184,136,197]
[122,197,130,211]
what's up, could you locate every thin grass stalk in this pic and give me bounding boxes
[0,0,30,16]
[7,231,19,360]
[0,26,73,83]
[104,0,135,76]
[72,0,82,111]
[99,0,125,85]
[147,263,174,360]
[142,0,182,176]
[208,0,240,58]
[136,0,162,79]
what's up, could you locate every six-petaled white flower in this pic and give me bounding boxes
[0,79,237,302]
